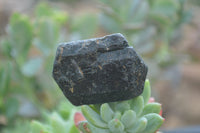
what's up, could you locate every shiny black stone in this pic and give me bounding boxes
[52,33,148,106]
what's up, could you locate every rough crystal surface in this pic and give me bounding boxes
[52,33,148,106]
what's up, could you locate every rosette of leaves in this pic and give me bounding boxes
[78,80,164,133]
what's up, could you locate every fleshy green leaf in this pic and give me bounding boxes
[82,105,107,128]
[89,104,101,114]
[78,121,110,133]
[121,110,136,129]
[142,103,161,115]
[130,96,144,116]
[113,111,121,120]
[141,79,151,105]
[114,101,130,113]
[78,121,91,133]
[108,118,124,133]
[126,117,147,133]
[100,103,114,122]
[143,113,164,133]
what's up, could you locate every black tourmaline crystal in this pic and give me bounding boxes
[52,33,148,106]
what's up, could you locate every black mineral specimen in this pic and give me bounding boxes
[52,33,148,106]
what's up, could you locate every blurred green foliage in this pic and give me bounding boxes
[99,0,191,66]
[0,0,193,132]
[70,13,98,39]
[2,101,79,133]
[28,101,79,133]
[0,2,67,130]
[0,2,99,132]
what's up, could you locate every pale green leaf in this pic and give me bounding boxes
[141,79,151,105]
[100,103,114,122]
[108,118,124,133]
[114,101,130,113]
[143,113,164,133]
[121,110,136,129]
[126,117,147,133]
[130,96,144,116]
[82,105,107,128]
[78,121,110,133]
[142,103,161,115]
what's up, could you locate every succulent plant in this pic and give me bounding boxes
[30,101,80,133]
[77,79,164,133]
